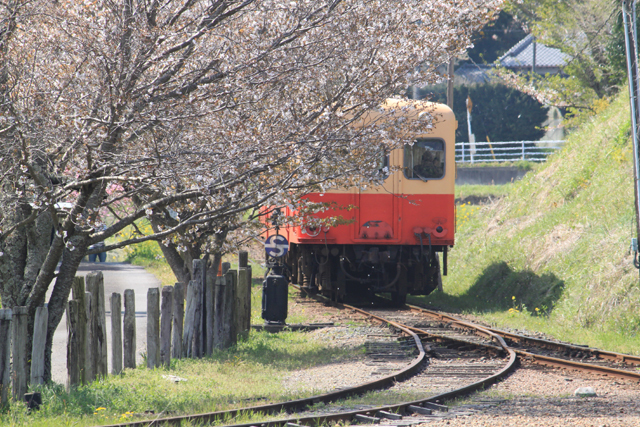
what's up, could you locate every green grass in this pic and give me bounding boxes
[456,160,535,170]
[412,90,640,354]
[1,274,360,426]
[222,253,267,282]
[0,327,360,426]
[455,183,515,201]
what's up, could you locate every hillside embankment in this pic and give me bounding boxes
[455,166,529,185]
[413,91,640,353]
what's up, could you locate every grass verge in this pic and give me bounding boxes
[1,308,359,426]
[412,90,640,354]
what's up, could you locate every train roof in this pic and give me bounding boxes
[350,98,455,131]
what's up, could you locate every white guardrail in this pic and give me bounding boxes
[455,140,566,163]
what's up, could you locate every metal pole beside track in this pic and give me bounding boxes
[622,0,640,275]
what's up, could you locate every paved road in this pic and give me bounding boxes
[51,262,161,385]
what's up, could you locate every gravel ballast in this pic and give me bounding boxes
[282,325,415,394]
[423,362,640,426]
[284,294,640,425]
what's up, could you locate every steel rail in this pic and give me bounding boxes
[100,294,426,427]
[176,298,517,427]
[100,292,519,427]
[485,328,640,366]
[408,304,640,381]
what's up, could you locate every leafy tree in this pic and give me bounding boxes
[467,11,527,64]
[0,0,500,383]
[503,0,624,110]
[424,83,548,142]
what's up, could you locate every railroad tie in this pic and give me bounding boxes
[407,405,433,415]
[355,414,381,424]
[376,410,403,420]
[422,402,449,412]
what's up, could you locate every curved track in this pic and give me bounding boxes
[101,293,517,427]
[100,293,640,427]
[407,304,640,382]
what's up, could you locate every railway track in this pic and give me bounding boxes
[101,290,640,427]
[406,304,640,381]
[102,291,515,427]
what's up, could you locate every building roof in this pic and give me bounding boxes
[499,34,570,69]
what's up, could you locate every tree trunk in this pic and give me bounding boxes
[42,243,86,383]
[157,242,192,286]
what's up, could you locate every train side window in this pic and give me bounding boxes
[403,138,445,180]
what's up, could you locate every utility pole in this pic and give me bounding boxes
[466,96,475,164]
[446,58,454,109]
[532,36,537,75]
[622,0,640,273]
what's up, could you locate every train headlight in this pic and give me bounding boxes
[301,225,321,237]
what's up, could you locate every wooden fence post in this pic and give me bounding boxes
[11,306,28,401]
[248,265,252,313]
[30,306,48,385]
[226,270,238,346]
[237,251,251,340]
[205,274,215,356]
[84,292,93,381]
[192,259,205,358]
[72,277,87,384]
[66,301,80,388]
[183,280,201,358]
[213,276,225,350]
[110,293,123,375]
[86,271,108,378]
[215,262,232,349]
[0,309,12,407]
[160,286,173,367]
[236,268,250,339]
[221,262,231,275]
[172,283,184,359]
[214,271,237,350]
[123,290,136,369]
[238,251,248,269]
[147,288,160,369]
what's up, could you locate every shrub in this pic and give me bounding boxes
[114,220,164,262]
[419,83,549,143]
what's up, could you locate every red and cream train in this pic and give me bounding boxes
[264,99,456,305]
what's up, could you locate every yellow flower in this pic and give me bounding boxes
[512,296,516,300]
[96,407,106,411]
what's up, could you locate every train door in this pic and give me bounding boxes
[399,138,447,296]
[353,147,399,242]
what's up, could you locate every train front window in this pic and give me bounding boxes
[404,138,445,180]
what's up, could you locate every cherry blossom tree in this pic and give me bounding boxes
[0,0,500,382]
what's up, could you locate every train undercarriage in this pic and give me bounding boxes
[285,243,445,306]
